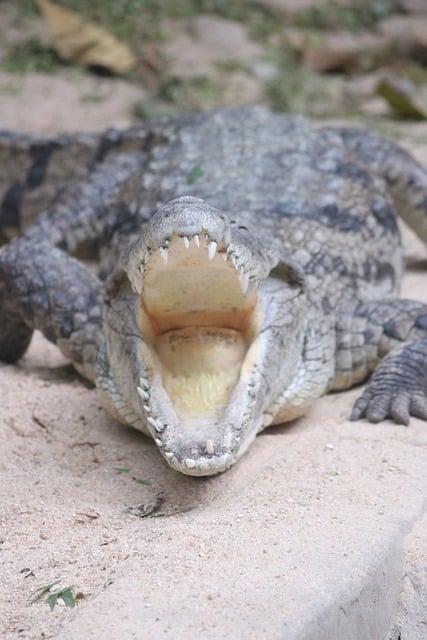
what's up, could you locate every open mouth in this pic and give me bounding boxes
[103,197,306,475]
[136,232,261,428]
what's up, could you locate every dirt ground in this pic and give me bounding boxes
[1,4,427,638]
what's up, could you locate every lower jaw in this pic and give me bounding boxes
[141,359,263,476]
[163,449,236,476]
[158,419,260,476]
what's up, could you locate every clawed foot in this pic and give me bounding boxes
[350,338,427,425]
[350,387,427,425]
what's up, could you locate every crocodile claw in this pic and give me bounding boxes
[350,338,427,425]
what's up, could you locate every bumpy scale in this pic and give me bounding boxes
[0,107,426,475]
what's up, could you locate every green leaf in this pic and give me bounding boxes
[59,588,76,608]
[31,581,78,610]
[187,164,203,185]
[47,593,59,610]
[31,580,60,603]
[132,476,150,485]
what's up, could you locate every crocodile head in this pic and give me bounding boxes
[99,196,307,476]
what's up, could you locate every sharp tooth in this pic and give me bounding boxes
[184,458,196,469]
[133,279,143,295]
[146,416,165,434]
[193,234,200,247]
[239,270,250,295]
[159,247,168,264]
[137,386,149,401]
[208,241,217,260]
[139,376,149,390]
[165,451,174,459]
[205,440,214,455]
[222,252,228,261]
[143,404,151,413]
[262,413,274,427]
[147,415,158,429]
[155,420,165,433]
[182,235,190,249]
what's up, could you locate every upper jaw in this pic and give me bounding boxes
[127,195,263,298]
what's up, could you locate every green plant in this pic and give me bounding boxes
[31,581,79,610]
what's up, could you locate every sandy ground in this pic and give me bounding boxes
[0,73,426,639]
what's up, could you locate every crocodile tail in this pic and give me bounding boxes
[323,126,427,244]
[0,125,147,243]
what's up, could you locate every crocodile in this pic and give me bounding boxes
[0,106,426,476]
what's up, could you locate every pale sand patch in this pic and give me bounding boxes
[0,78,426,636]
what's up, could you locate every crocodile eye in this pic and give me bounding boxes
[238,225,248,232]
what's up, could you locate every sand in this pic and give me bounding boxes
[0,74,426,639]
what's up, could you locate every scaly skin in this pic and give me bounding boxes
[0,107,426,475]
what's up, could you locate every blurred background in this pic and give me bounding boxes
[1,0,427,134]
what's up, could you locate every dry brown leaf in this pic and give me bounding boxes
[34,0,136,74]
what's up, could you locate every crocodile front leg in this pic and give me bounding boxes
[350,337,427,424]
[0,237,102,381]
[333,299,427,424]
